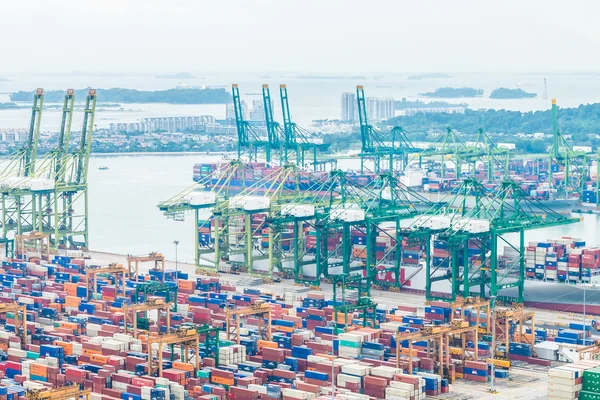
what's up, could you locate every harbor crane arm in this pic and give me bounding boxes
[75,89,97,184]
[55,89,75,181]
[23,88,45,177]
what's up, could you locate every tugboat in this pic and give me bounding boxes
[99,166,109,170]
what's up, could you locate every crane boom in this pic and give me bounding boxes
[23,88,44,177]
[75,89,97,184]
[55,89,75,181]
[279,84,294,148]
[262,84,277,147]
[232,84,248,158]
[356,85,371,152]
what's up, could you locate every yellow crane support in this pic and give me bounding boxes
[84,263,127,300]
[146,328,202,377]
[15,231,50,262]
[448,296,491,332]
[494,304,536,358]
[122,298,172,338]
[27,386,91,400]
[226,300,272,344]
[395,321,480,381]
[0,302,28,345]
[127,251,165,281]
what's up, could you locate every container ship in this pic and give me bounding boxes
[192,156,589,212]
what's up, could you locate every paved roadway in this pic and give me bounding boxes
[89,250,589,328]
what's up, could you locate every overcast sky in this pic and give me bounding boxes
[1,0,599,75]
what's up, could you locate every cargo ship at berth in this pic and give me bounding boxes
[193,160,581,212]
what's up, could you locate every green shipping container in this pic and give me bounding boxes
[579,391,600,400]
[196,370,210,378]
[26,351,40,359]
[584,368,600,392]
[339,340,361,348]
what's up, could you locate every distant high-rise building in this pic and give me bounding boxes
[340,92,357,122]
[366,97,378,122]
[364,97,396,122]
[376,97,395,121]
[226,100,249,120]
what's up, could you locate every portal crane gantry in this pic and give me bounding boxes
[394,320,479,381]
[122,298,172,338]
[0,301,28,345]
[146,324,220,377]
[226,301,272,344]
[84,263,127,300]
[27,386,91,400]
[127,251,166,281]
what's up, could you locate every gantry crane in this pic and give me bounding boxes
[356,85,418,173]
[547,98,587,198]
[15,231,50,262]
[134,281,178,312]
[232,84,270,162]
[494,304,536,358]
[395,320,479,381]
[0,89,45,241]
[279,85,329,169]
[262,84,283,164]
[416,178,580,303]
[226,301,272,344]
[122,298,172,338]
[27,386,91,400]
[331,274,378,333]
[146,324,220,377]
[84,263,127,300]
[0,301,29,345]
[127,251,166,281]
[0,89,97,250]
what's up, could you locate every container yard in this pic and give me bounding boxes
[2,85,600,400]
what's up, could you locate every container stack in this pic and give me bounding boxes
[548,362,600,400]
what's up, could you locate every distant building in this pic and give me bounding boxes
[396,107,466,117]
[340,92,357,123]
[226,100,249,120]
[0,129,29,142]
[376,97,395,121]
[365,97,396,122]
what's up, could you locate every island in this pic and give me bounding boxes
[0,102,21,109]
[156,72,198,79]
[395,98,467,109]
[407,73,452,80]
[420,87,483,98]
[489,88,537,99]
[294,75,368,80]
[10,88,232,104]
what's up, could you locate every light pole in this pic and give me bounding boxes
[173,240,179,276]
[488,295,497,394]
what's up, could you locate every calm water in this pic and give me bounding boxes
[2,72,600,128]
[3,73,600,261]
[83,154,600,263]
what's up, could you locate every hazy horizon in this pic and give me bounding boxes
[1,0,599,75]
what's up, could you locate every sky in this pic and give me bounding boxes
[1,0,600,75]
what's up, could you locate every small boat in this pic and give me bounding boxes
[99,166,109,170]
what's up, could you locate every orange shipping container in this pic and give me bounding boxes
[257,340,278,352]
[91,354,109,364]
[82,348,101,356]
[30,363,47,377]
[64,283,78,296]
[65,296,81,307]
[55,341,73,355]
[211,376,234,386]
[172,361,195,372]
[177,280,194,291]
